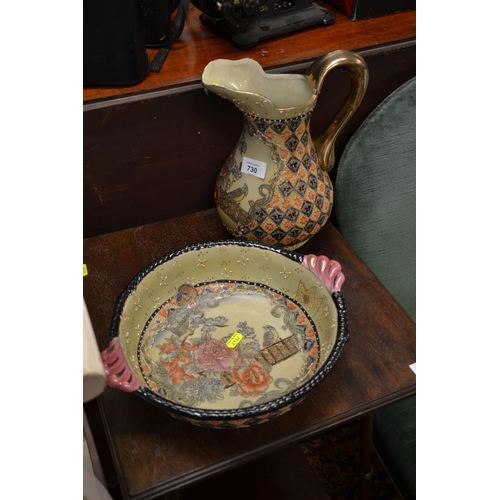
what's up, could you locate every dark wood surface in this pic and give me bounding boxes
[83,4,415,103]
[175,443,331,500]
[83,208,416,500]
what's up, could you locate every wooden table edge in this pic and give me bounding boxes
[117,386,415,500]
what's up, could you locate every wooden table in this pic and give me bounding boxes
[83,208,416,500]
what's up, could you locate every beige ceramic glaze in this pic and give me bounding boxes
[203,58,317,119]
[114,244,339,412]
[202,51,369,250]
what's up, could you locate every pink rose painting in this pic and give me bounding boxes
[194,340,241,372]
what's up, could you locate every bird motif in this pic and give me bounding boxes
[225,183,248,203]
[176,284,198,306]
[262,325,281,348]
[165,284,199,343]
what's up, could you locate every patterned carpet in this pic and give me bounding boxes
[300,419,403,499]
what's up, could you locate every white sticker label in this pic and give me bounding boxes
[241,157,267,179]
[409,362,416,374]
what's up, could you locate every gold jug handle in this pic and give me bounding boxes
[306,50,369,172]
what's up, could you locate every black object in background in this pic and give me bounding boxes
[144,0,189,72]
[83,0,149,86]
[192,0,335,50]
[191,0,335,50]
[140,0,179,46]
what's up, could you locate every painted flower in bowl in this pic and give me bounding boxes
[101,240,349,428]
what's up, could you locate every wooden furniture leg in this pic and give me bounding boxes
[360,413,374,500]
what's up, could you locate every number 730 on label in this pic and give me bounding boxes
[241,157,267,179]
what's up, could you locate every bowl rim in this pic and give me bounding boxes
[109,239,349,421]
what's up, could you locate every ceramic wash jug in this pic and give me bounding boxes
[202,50,368,250]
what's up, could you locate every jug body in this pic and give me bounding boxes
[215,112,333,250]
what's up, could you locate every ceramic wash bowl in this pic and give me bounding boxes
[101,240,348,428]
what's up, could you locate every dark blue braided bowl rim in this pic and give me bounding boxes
[109,240,349,422]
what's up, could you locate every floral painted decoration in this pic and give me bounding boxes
[139,282,320,410]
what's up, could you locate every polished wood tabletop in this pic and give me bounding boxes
[83,3,416,104]
[83,208,416,500]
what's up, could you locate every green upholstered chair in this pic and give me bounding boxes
[334,77,416,499]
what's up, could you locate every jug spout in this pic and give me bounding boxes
[202,58,317,120]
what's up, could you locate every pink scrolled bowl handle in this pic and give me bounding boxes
[100,338,143,393]
[302,254,345,293]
